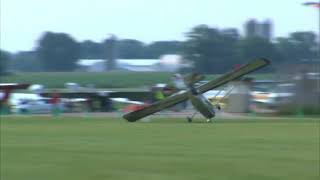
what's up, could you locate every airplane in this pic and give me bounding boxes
[0,83,30,104]
[0,83,30,113]
[123,58,270,123]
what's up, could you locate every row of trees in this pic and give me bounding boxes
[184,25,318,73]
[1,33,183,72]
[80,38,182,60]
[0,50,10,74]
[1,25,318,73]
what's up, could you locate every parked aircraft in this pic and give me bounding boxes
[123,58,270,122]
[251,83,296,110]
[9,93,64,114]
[0,83,30,105]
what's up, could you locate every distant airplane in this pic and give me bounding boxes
[0,83,30,113]
[123,58,270,123]
[0,83,30,104]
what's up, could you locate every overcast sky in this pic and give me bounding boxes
[1,0,318,52]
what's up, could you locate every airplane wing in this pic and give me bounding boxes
[123,91,189,122]
[197,58,270,94]
[123,58,270,122]
[0,83,30,90]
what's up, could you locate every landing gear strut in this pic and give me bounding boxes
[187,111,197,123]
[216,104,221,110]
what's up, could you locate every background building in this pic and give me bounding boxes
[244,19,273,41]
[76,54,191,72]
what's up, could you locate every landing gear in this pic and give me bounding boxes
[216,104,221,110]
[187,111,197,123]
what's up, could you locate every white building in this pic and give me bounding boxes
[77,59,105,72]
[76,54,191,72]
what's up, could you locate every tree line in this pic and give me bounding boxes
[1,24,318,74]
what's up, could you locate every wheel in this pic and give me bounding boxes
[216,104,221,110]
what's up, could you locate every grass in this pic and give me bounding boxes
[0,116,318,180]
[0,72,274,88]
[0,72,173,88]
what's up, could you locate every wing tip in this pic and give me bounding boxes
[258,58,271,65]
[122,113,139,122]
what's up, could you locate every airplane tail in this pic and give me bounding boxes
[172,73,205,90]
[184,73,205,86]
[172,74,186,89]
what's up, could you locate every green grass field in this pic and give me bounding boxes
[0,72,274,88]
[1,116,319,180]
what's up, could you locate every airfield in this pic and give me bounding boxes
[1,114,319,180]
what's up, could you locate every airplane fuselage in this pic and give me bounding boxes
[189,93,215,119]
